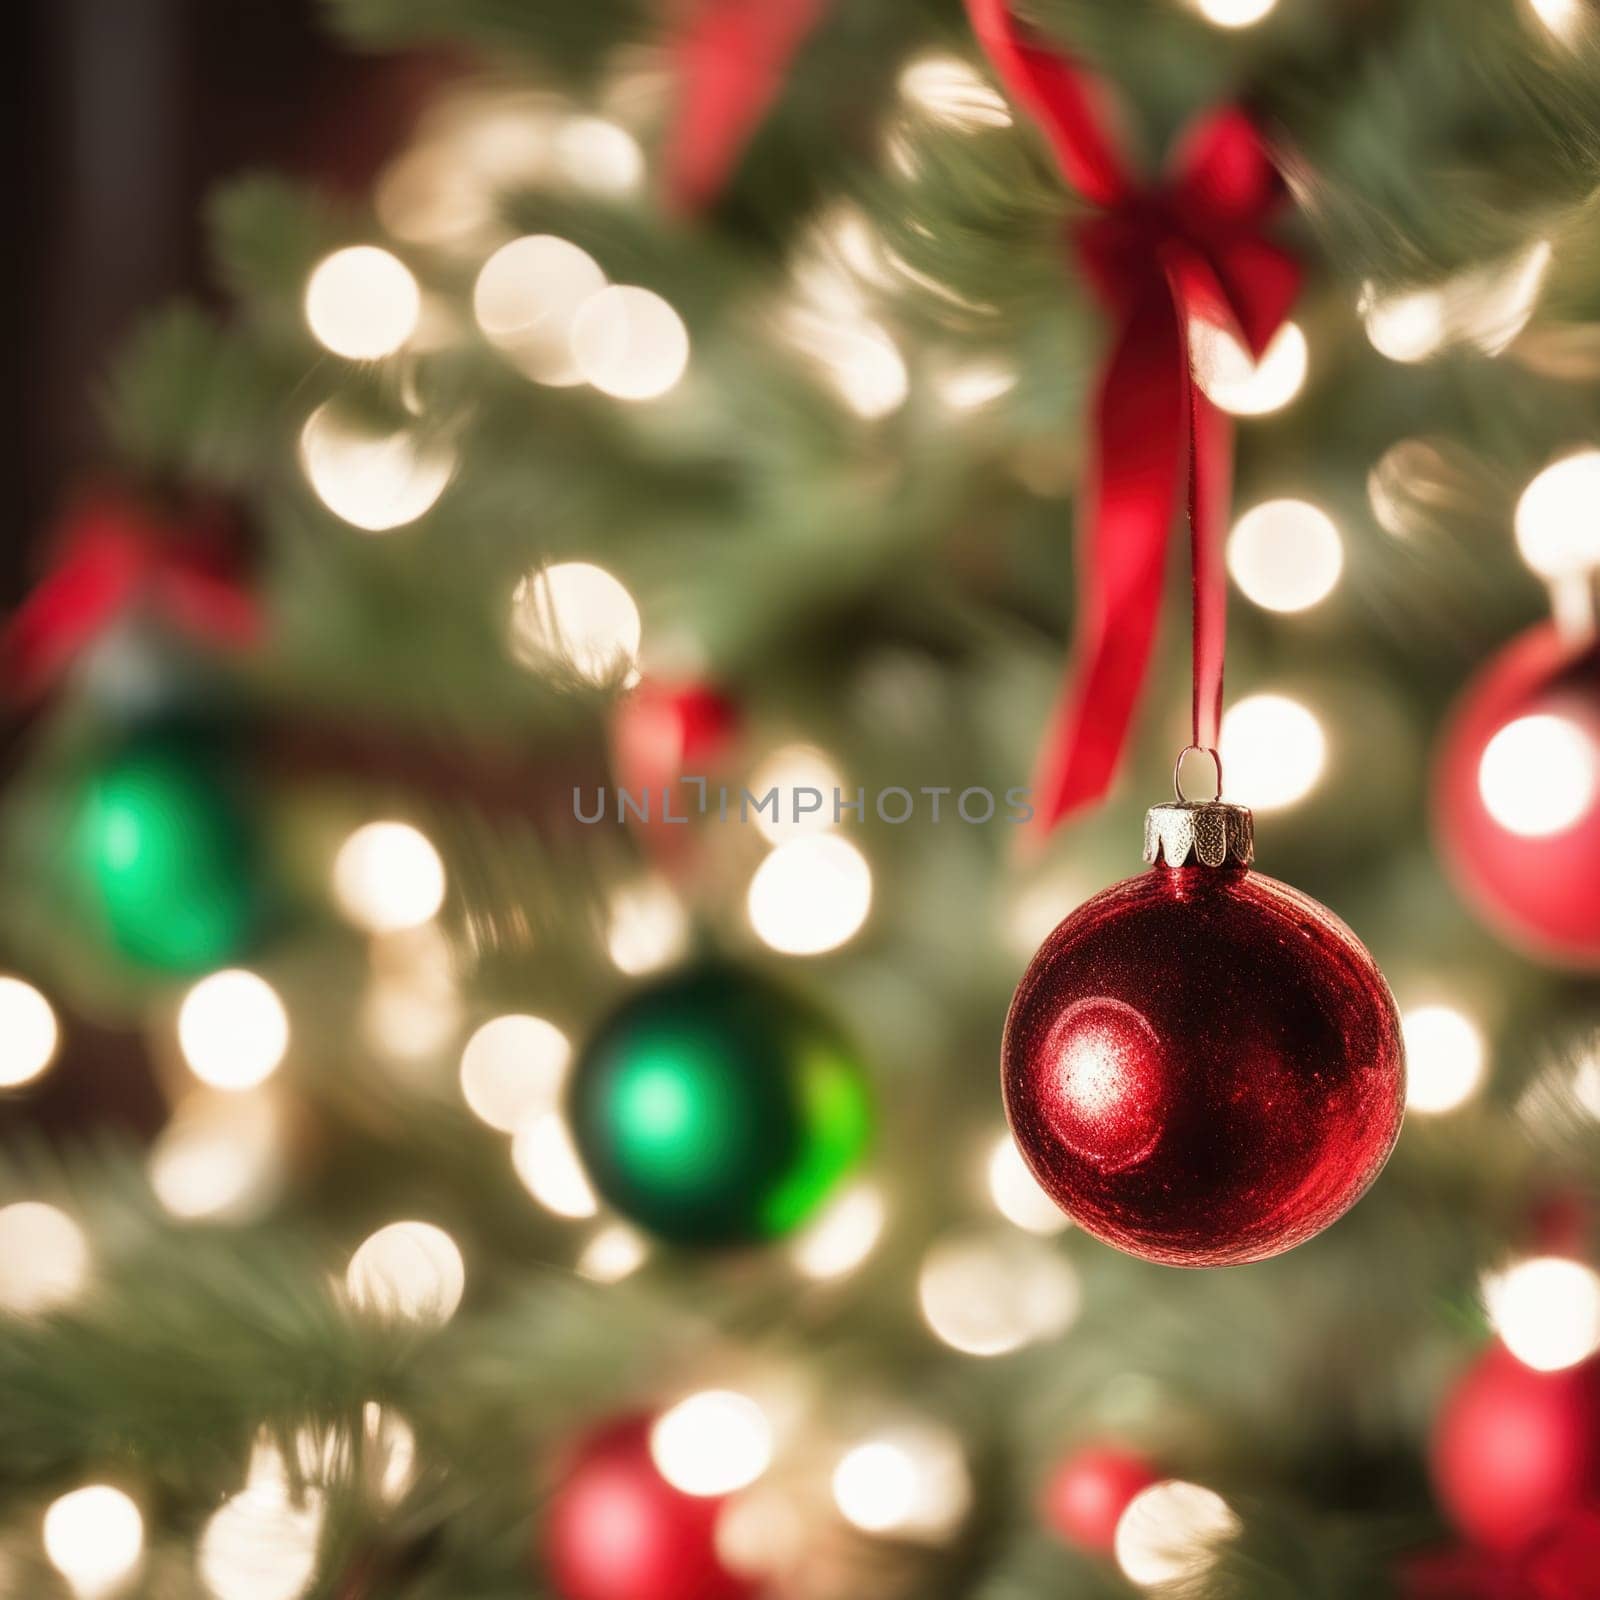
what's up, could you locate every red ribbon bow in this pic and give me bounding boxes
[5,495,262,702]
[662,0,832,213]
[966,0,1300,833]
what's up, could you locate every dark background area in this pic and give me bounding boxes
[3,0,436,1140]
[4,0,435,602]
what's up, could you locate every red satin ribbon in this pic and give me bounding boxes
[966,0,1300,831]
[5,496,261,701]
[662,0,832,213]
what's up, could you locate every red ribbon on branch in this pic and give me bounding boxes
[662,0,832,213]
[4,494,262,702]
[966,0,1300,834]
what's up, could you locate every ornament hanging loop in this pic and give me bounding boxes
[1173,744,1223,804]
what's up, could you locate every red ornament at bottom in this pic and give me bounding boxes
[1430,1342,1600,1556]
[543,1416,758,1600]
[1042,1444,1160,1554]
[1004,799,1406,1267]
[1434,623,1600,968]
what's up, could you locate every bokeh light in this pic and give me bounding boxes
[784,311,909,420]
[458,1014,570,1132]
[571,286,690,401]
[1115,1480,1239,1588]
[1402,1004,1487,1114]
[987,1133,1070,1235]
[346,1220,465,1327]
[554,117,645,194]
[0,1201,90,1315]
[0,975,59,1088]
[898,55,1012,128]
[1190,321,1306,414]
[917,1230,1080,1356]
[936,359,1017,411]
[1226,500,1343,612]
[299,403,454,532]
[304,246,420,360]
[149,1090,286,1223]
[197,1478,323,1600]
[473,234,606,386]
[510,561,643,685]
[577,1221,649,1283]
[1192,0,1277,26]
[177,970,290,1091]
[1530,0,1584,43]
[43,1486,144,1599]
[1361,284,1447,364]
[650,1391,773,1497]
[1515,452,1600,580]
[748,835,873,955]
[333,822,447,934]
[1483,1256,1600,1371]
[1479,714,1598,837]
[606,878,690,976]
[747,744,846,843]
[1219,694,1327,810]
[790,1183,887,1279]
[512,1111,599,1218]
[832,1424,973,1541]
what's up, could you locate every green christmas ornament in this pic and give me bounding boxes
[568,965,873,1247]
[67,727,264,974]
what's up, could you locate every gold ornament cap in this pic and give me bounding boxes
[1143,800,1255,868]
[1143,745,1254,868]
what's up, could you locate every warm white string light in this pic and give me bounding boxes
[1483,1256,1600,1371]
[299,403,454,532]
[1478,714,1599,837]
[177,971,290,1091]
[918,1230,1080,1356]
[346,1221,465,1327]
[1402,1004,1488,1114]
[1219,694,1327,810]
[0,975,59,1088]
[458,1014,570,1132]
[304,246,420,360]
[1115,1480,1240,1588]
[1190,321,1307,415]
[43,1486,144,1598]
[333,822,447,934]
[1226,501,1344,613]
[748,835,873,956]
[510,561,643,685]
[512,1111,600,1218]
[650,1391,774,1497]
[0,1201,91,1315]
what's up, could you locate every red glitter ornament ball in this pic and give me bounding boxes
[1435,623,1600,968]
[542,1416,758,1600]
[1003,800,1405,1268]
[1041,1444,1160,1554]
[1431,1343,1600,1556]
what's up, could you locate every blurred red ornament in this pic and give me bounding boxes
[1434,623,1600,968]
[1003,801,1405,1267]
[1398,1545,1527,1600]
[542,1415,758,1600]
[1041,1444,1159,1553]
[613,681,742,788]
[6,491,260,701]
[611,680,742,864]
[1522,1508,1600,1600]
[1431,1343,1600,1556]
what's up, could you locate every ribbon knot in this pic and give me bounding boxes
[967,0,1301,834]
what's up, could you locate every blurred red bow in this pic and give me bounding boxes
[5,494,262,701]
[966,0,1300,833]
[662,0,832,213]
